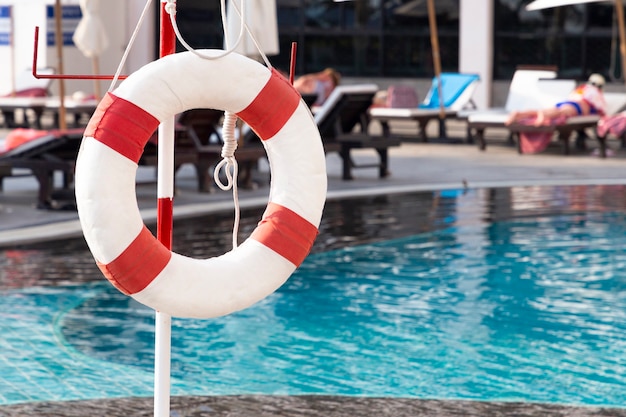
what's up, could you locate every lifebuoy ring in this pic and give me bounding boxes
[75,51,326,319]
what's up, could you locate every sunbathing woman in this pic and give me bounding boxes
[294,68,341,106]
[505,73,607,126]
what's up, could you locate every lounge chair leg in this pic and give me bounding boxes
[507,133,515,145]
[438,118,447,138]
[597,135,607,158]
[0,165,9,192]
[466,126,474,144]
[475,129,487,151]
[340,148,354,180]
[418,120,429,142]
[2,110,17,128]
[575,130,587,151]
[376,148,390,178]
[33,170,54,209]
[560,132,570,155]
[194,162,212,193]
[238,161,257,189]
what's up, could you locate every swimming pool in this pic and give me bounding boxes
[1,185,626,407]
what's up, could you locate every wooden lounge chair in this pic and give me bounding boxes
[0,128,83,209]
[314,84,401,180]
[368,73,480,142]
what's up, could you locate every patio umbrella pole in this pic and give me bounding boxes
[615,0,626,86]
[154,3,176,417]
[427,0,448,139]
[54,0,67,130]
[91,56,102,98]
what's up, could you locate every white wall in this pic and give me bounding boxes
[459,0,493,108]
[0,0,155,97]
[0,1,48,95]
[45,0,156,97]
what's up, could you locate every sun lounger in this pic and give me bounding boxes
[314,84,401,180]
[468,90,626,156]
[0,128,83,209]
[1,68,54,129]
[368,73,480,142]
[458,67,561,120]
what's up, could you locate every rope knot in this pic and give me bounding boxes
[163,0,176,16]
[214,111,240,192]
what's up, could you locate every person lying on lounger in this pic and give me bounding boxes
[294,68,341,106]
[505,73,607,126]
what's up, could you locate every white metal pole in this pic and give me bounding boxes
[154,116,176,417]
[154,310,172,417]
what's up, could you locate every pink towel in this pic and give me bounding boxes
[516,115,568,154]
[519,131,553,154]
[597,112,626,137]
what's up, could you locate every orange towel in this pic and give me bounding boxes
[1,128,50,153]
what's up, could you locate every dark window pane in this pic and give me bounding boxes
[277,0,302,28]
[385,0,459,30]
[173,0,223,50]
[303,0,381,29]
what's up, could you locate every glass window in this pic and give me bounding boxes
[173,0,224,50]
[494,0,615,81]
[302,0,381,29]
[385,0,459,31]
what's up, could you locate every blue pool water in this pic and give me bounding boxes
[1,186,626,407]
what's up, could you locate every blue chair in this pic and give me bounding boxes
[419,73,480,110]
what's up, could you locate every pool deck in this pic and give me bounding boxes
[2,120,626,247]
[1,395,625,417]
[3,121,626,416]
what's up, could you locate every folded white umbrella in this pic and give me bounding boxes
[72,0,109,98]
[226,0,279,58]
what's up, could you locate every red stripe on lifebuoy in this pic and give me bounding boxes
[85,93,160,163]
[238,68,301,140]
[97,225,171,295]
[250,202,318,266]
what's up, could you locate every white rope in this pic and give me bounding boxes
[114,0,274,250]
[161,0,274,250]
[213,111,241,249]
[164,0,273,68]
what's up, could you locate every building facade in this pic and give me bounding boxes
[3,1,619,107]
[176,0,618,80]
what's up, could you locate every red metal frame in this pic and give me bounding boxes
[31,26,128,80]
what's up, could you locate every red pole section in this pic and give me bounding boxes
[157,1,176,249]
[289,42,297,85]
[160,2,176,58]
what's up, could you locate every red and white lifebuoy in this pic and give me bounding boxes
[75,51,326,319]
